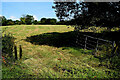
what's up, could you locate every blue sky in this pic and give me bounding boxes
[2,2,58,21]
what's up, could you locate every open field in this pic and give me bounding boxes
[2,25,120,78]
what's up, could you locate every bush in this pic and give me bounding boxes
[2,33,15,58]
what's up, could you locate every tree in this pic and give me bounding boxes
[37,21,41,24]
[83,2,120,27]
[40,18,57,24]
[53,1,120,55]
[20,16,26,24]
[46,18,57,24]
[53,1,120,29]
[33,20,38,25]
[0,16,7,26]
[7,19,15,25]
[20,14,34,25]
[41,18,47,24]
[50,18,57,25]
[25,15,34,25]
[15,20,21,25]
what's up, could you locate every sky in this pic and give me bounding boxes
[1,2,58,21]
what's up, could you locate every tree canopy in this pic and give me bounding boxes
[0,15,58,26]
[41,18,57,24]
[20,15,34,25]
[1,16,7,26]
[53,1,120,29]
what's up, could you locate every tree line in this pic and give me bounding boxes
[0,14,68,26]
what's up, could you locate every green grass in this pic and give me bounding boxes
[1,25,120,78]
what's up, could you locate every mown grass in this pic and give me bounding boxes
[1,25,120,79]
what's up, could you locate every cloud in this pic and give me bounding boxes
[8,16,19,20]
[33,15,38,20]
[0,15,2,17]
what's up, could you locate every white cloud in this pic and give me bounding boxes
[8,16,19,21]
[33,15,38,20]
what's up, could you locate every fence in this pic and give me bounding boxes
[74,32,120,56]
[14,45,22,60]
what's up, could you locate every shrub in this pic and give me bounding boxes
[2,33,15,59]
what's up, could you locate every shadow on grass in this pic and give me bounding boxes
[25,31,77,47]
[25,30,120,71]
[25,30,120,47]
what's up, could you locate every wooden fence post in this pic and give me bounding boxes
[14,45,17,60]
[95,39,99,51]
[84,36,87,49]
[19,45,22,59]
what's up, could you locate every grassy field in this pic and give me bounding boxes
[1,25,120,78]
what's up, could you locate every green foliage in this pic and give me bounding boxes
[20,14,34,25]
[2,62,36,78]
[93,43,120,70]
[41,18,47,24]
[53,61,120,78]
[2,28,15,59]
[20,17,26,24]
[14,20,22,25]
[53,2,120,28]
[33,20,38,25]
[7,19,15,25]
[1,15,58,26]
[41,18,57,24]
[0,16,7,26]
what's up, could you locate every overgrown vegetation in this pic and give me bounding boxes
[2,33,15,58]
[1,25,120,78]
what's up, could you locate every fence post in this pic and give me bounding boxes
[19,45,22,59]
[14,45,17,60]
[95,39,99,51]
[84,36,87,49]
